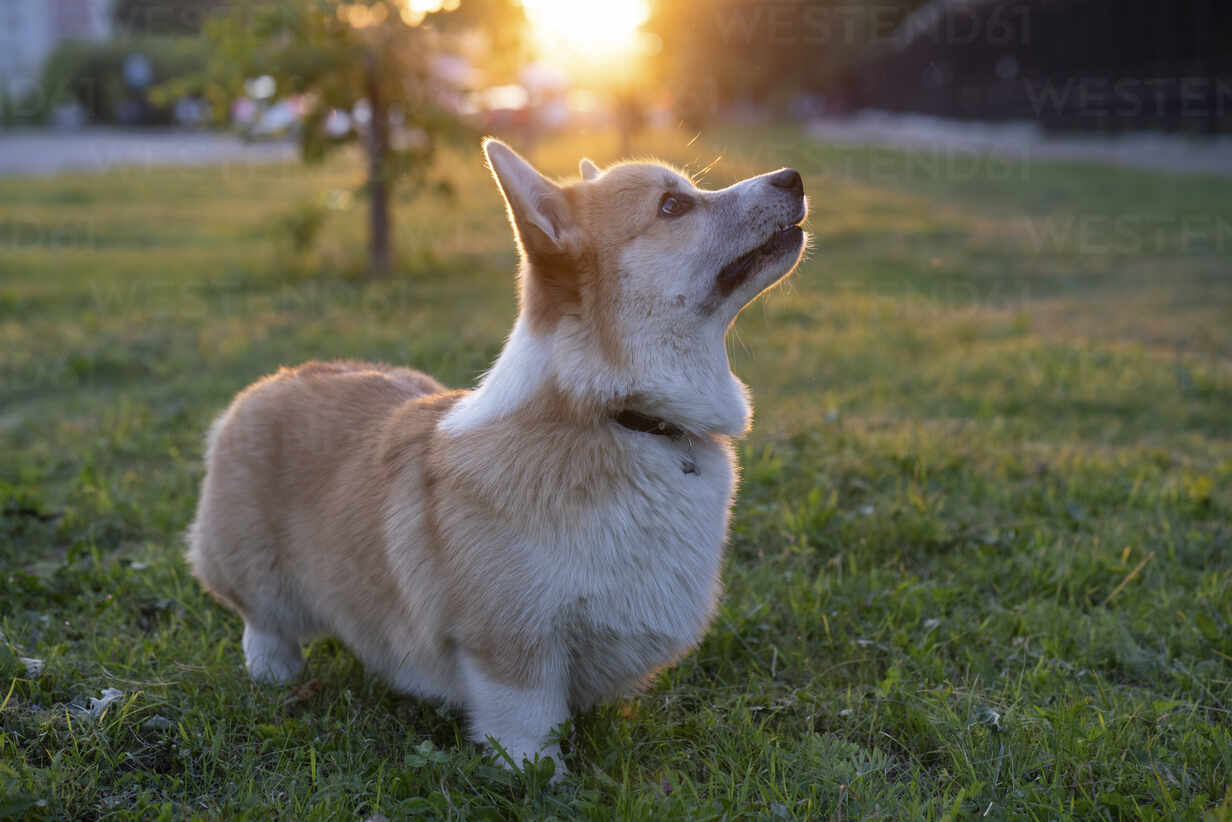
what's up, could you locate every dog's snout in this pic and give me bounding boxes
[768,168,803,196]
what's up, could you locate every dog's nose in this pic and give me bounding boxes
[768,168,803,196]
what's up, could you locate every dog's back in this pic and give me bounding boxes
[187,360,455,685]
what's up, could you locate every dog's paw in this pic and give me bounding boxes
[242,625,305,684]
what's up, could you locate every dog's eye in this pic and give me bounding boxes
[658,193,692,218]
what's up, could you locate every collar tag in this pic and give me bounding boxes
[613,410,699,476]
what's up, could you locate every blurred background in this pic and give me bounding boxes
[2,4,1231,818]
[2,0,1230,273]
[4,0,1232,137]
[3,1,1231,178]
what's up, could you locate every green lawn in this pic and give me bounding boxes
[1,126,1230,820]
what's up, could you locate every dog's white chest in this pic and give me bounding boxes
[528,437,735,705]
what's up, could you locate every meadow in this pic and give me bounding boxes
[1,126,1230,820]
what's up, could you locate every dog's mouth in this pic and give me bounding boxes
[714,222,806,297]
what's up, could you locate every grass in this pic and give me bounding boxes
[1,125,1230,820]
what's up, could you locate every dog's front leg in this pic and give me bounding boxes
[458,646,570,777]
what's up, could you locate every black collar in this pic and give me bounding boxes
[613,409,686,440]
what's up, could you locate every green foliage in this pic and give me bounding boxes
[197,1,477,163]
[37,36,208,124]
[182,0,520,274]
[274,202,330,255]
[0,126,1229,819]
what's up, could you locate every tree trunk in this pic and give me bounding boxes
[364,50,391,278]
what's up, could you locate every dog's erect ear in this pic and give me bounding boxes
[484,138,576,257]
[579,157,601,181]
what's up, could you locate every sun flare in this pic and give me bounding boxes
[520,0,653,75]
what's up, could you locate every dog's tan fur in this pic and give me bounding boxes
[188,139,807,772]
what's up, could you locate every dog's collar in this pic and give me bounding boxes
[613,410,699,475]
[612,409,686,440]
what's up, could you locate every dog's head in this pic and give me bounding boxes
[484,138,808,435]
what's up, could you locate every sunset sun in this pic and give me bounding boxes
[520,0,653,73]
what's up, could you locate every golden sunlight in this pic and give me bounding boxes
[337,1,459,28]
[403,0,460,27]
[520,0,653,74]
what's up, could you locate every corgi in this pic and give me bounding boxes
[186,138,807,773]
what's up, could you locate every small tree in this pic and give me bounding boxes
[199,0,521,277]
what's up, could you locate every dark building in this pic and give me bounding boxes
[834,0,1232,133]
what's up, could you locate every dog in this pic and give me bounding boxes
[186,138,807,773]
